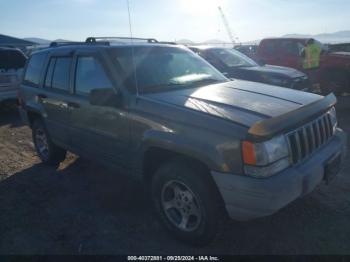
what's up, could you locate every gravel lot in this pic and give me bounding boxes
[0,98,349,255]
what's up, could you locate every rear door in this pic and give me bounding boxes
[38,53,75,147]
[69,50,131,167]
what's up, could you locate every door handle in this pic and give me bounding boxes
[67,102,80,109]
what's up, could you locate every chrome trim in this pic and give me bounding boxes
[286,110,335,165]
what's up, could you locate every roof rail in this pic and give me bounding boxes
[49,41,110,48]
[86,37,159,44]
[158,41,177,45]
[49,41,84,47]
[49,37,175,48]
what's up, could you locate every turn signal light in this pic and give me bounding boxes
[242,141,256,165]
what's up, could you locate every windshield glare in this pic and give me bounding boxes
[209,48,258,68]
[112,46,227,93]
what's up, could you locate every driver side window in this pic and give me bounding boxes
[75,56,113,96]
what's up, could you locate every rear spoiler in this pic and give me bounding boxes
[247,93,337,142]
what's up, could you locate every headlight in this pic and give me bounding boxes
[329,106,337,133]
[242,135,290,178]
[261,75,288,86]
[269,77,287,86]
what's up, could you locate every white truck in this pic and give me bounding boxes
[0,47,27,105]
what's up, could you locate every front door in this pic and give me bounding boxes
[69,52,130,168]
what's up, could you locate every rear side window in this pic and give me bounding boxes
[280,40,304,55]
[45,57,72,91]
[75,56,113,96]
[262,40,277,56]
[23,52,47,87]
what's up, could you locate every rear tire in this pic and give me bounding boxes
[151,159,223,246]
[32,119,67,166]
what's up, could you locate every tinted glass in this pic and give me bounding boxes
[44,58,56,88]
[208,48,257,67]
[0,49,26,70]
[281,40,304,55]
[263,41,277,55]
[23,52,46,87]
[112,46,227,94]
[75,57,113,96]
[51,57,72,91]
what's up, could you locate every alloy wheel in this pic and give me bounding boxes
[161,180,203,232]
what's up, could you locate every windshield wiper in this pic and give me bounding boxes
[187,78,227,87]
[142,83,186,93]
[141,79,227,94]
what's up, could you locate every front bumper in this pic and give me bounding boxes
[212,128,347,221]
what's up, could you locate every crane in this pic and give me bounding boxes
[218,6,239,47]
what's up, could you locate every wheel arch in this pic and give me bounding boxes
[26,108,44,128]
[142,144,227,214]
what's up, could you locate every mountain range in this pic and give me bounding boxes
[23,30,350,46]
[177,31,350,45]
[23,37,71,45]
[282,30,350,43]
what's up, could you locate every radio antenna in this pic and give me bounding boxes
[126,0,139,96]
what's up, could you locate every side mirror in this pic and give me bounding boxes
[89,88,122,107]
[300,48,306,58]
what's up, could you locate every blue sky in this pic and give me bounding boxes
[1,0,349,42]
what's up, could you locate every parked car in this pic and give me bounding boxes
[189,46,312,92]
[234,44,258,60]
[18,37,347,246]
[257,38,350,95]
[0,47,27,105]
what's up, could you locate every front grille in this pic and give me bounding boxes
[287,112,334,164]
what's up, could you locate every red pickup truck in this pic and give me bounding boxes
[257,38,350,95]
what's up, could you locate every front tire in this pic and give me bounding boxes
[151,159,223,246]
[32,119,67,166]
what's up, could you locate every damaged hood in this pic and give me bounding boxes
[144,80,323,127]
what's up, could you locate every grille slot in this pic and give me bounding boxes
[287,112,334,164]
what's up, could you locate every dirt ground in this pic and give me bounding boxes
[0,98,349,255]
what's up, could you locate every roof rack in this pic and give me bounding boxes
[157,41,177,45]
[49,37,177,48]
[49,41,111,48]
[86,37,159,43]
[50,41,83,47]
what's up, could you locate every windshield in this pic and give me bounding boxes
[111,46,228,94]
[208,48,258,68]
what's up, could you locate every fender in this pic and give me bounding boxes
[24,94,47,112]
[140,129,231,173]
[21,100,46,125]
